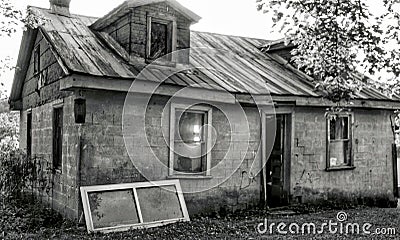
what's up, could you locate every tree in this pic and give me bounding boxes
[0,0,46,100]
[257,0,400,102]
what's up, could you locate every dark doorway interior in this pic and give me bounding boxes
[266,114,290,207]
[27,112,32,158]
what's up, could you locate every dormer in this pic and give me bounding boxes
[91,0,201,64]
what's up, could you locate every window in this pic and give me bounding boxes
[33,45,40,74]
[27,112,32,158]
[146,14,176,61]
[53,107,63,170]
[326,113,353,170]
[169,104,212,176]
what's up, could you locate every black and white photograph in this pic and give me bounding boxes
[0,0,399,239]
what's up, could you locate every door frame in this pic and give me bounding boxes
[261,107,294,206]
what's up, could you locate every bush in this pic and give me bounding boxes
[0,111,33,203]
[0,144,33,203]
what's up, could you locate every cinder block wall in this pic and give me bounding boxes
[80,90,262,216]
[20,97,80,219]
[19,29,79,219]
[292,107,395,205]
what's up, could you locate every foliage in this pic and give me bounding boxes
[0,111,32,203]
[257,0,400,102]
[0,197,64,238]
[0,203,399,239]
[0,148,33,203]
[0,111,19,142]
[0,0,48,98]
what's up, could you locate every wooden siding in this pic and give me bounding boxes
[102,2,191,62]
[21,31,69,110]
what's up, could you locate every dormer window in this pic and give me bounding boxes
[146,13,177,62]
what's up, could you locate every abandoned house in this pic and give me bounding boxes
[9,0,400,220]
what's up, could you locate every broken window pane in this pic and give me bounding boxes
[149,22,168,60]
[174,109,207,174]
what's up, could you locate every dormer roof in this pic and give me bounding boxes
[91,0,201,31]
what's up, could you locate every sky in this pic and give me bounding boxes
[0,0,280,97]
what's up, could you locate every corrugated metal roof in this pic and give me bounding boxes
[190,32,319,96]
[32,7,140,78]
[11,6,400,102]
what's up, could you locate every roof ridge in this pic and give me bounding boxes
[192,30,271,42]
[28,5,99,20]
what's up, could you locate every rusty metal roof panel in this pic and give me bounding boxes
[35,7,137,78]
[190,31,319,96]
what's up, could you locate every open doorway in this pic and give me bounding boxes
[264,114,291,207]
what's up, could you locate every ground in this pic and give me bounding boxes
[0,198,399,239]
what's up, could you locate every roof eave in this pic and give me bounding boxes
[90,0,201,31]
[9,28,39,103]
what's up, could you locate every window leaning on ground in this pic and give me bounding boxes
[146,14,176,61]
[53,107,63,171]
[169,104,212,176]
[326,113,353,169]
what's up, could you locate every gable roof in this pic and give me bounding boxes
[91,0,201,31]
[9,6,400,104]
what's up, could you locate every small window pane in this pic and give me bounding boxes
[150,22,168,60]
[330,116,349,140]
[329,140,351,166]
[343,117,349,139]
[176,111,205,143]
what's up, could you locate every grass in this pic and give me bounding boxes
[0,198,399,239]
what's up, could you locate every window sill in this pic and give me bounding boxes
[325,166,356,172]
[167,175,213,180]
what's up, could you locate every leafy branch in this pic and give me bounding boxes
[0,1,48,98]
[257,0,400,102]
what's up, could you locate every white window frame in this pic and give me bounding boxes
[169,103,212,176]
[326,112,354,170]
[80,180,190,233]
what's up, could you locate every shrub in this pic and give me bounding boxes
[0,111,33,204]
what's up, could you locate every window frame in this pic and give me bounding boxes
[169,103,213,177]
[326,112,355,171]
[53,106,64,172]
[33,45,41,74]
[146,12,177,63]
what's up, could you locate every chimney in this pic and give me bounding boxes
[49,0,71,16]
